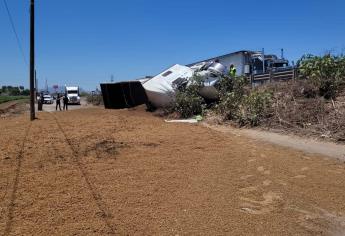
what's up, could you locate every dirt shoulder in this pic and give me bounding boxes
[1,107,345,235]
[203,123,345,161]
[0,99,29,118]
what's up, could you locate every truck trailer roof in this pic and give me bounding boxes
[66,86,79,90]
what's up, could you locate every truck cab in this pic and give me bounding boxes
[65,86,81,105]
[250,54,290,75]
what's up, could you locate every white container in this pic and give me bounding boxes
[142,64,194,108]
[244,65,250,74]
[207,62,226,75]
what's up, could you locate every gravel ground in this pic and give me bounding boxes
[1,106,345,235]
[36,97,90,112]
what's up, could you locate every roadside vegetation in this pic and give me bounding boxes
[0,86,30,104]
[0,96,29,104]
[169,53,345,142]
[0,85,30,96]
[171,74,205,118]
[86,92,103,106]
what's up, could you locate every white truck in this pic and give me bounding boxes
[65,86,81,105]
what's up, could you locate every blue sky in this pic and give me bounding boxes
[1,0,345,91]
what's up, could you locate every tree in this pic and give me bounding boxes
[298,54,345,99]
[21,89,30,96]
[9,87,20,96]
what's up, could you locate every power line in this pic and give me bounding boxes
[2,0,28,65]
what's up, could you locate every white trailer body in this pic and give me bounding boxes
[142,64,194,108]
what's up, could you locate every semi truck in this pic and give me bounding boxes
[65,86,81,105]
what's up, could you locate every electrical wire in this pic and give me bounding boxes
[2,0,28,66]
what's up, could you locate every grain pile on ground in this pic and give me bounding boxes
[1,107,345,235]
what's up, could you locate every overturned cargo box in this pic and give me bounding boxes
[100,81,148,109]
[142,64,194,108]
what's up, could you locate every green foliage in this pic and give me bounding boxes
[0,85,31,96]
[298,54,345,99]
[0,96,29,104]
[9,87,20,96]
[217,91,241,120]
[216,76,233,94]
[0,86,29,103]
[170,74,271,125]
[171,74,205,118]
[86,93,103,105]
[80,91,89,97]
[217,75,249,96]
[237,90,272,126]
[21,89,30,96]
[216,76,271,126]
[217,76,248,119]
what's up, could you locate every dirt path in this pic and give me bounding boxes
[1,107,345,235]
[0,100,28,118]
[203,123,345,161]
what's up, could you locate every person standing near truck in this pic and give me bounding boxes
[229,64,236,77]
[63,94,69,110]
[38,92,44,111]
[56,93,62,111]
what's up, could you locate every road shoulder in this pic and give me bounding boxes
[203,123,345,161]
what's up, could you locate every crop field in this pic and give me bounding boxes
[0,96,28,104]
[0,107,345,235]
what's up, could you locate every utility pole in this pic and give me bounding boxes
[262,48,265,74]
[35,69,37,100]
[281,48,284,59]
[29,0,35,120]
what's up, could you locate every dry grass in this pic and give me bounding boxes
[259,81,345,142]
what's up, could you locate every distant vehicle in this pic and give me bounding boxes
[65,86,81,105]
[43,94,53,104]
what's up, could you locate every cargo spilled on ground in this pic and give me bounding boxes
[1,107,345,235]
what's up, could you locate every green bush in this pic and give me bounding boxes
[217,76,248,120]
[171,74,205,118]
[217,91,241,120]
[9,87,20,96]
[21,89,30,96]
[80,91,89,97]
[216,76,271,126]
[171,74,261,123]
[86,94,103,105]
[298,54,345,99]
[216,75,249,96]
[237,90,272,126]
[0,96,29,104]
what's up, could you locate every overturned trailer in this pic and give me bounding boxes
[142,64,194,108]
[101,62,227,109]
[100,81,148,109]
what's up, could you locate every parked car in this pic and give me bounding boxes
[43,94,53,104]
